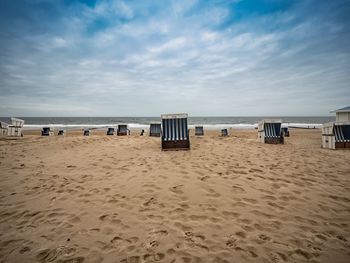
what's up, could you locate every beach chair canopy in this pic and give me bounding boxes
[161,113,189,149]
[11,118,24,127]
[162,114,188,141]
[333,123,350,142]
[42,127,51,133]
[150,123,161,136]
[195,126,204,136]
[118,125,127,132]
[260,120,282,138]
[0,122,8,129]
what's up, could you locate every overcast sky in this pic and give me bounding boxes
[0,0,349,117]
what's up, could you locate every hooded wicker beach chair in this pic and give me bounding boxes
[322,122,350,149]
[107,127,115,135]
[258,120,284,144]
[281,127,289,137]
[0,122,9,137]
[83,129,90,136]
[117,124,128,136]
[322,106,350,149]
[7,118,24,137]
[195,126,204,136]
[161,113,190,150]
[221,128,228,137]
[58,129,65,136]
[149,123,161,137]
[41,127,54,136]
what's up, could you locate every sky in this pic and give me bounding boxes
[0,0,349,117]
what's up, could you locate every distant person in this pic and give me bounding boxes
[140,129,145,136]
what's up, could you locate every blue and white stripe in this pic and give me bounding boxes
[162,118,188,141]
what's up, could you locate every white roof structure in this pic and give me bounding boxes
[161,113,188,119]
[331,106,350,113]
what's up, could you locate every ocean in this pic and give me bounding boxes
[0,116,335,130]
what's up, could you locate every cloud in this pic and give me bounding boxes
[0,0,349,116]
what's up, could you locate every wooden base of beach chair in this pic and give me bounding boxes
[117,132,127,136]
[162,140,190,150]
[150,133,161,137]
[265,137,284,144]
[335,142,350,149]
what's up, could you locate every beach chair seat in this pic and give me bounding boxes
[117,125,128,136]
[221,129,228,137]
[107,127,115,135]
[195,126,204,136]
[161,113,190,150]
[149,123,161,137]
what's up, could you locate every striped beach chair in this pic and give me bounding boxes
[149,123,161,137]
[161,113,190,150]
[195,126,204,136]
[117,125,128,136]
[334,123,350,148]
[258,120,284,144]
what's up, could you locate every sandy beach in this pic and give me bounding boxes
[0,129,349,263]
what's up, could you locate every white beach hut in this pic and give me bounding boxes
[258,119,284,144]
[322,106,350,149]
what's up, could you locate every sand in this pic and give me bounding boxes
[0,129,350,263]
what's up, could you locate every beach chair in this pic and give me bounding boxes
[7,118,24,137]
[0,122,8,137]
[58,130,65,136]
[83,129,90,136]
[149,123,161,137]
[281,127,289,137]
[258,120,284,144]
[322,122,350,149]
[117,124,128,136]
[161,113,190,150]
[107,127,115,135]
[221,129,228,137]
[41,127,53,136]
[195,126,204,136]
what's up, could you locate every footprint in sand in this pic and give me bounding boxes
[170,185,184,195]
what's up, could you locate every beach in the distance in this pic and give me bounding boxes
[1,128,349,263]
